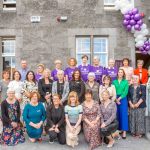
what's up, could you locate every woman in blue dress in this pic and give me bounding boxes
[23,91,46,143]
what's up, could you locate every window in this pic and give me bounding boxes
[104,0,134,9]
[2,38,15,78]
[76,36,108,67]
[3,0,16,11]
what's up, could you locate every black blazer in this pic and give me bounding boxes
[45,105,65,132]
[38,78,53,102]
[69,80,85,103]
[1,100,21,126]
[128,85,146,108]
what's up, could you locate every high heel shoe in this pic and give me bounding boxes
[107,140,115,148]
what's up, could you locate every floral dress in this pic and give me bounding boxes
[0,101,25,146]
[82,101,101,149]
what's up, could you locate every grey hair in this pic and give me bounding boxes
[88,72,96,78]
[137,60,144,65]
[93,56,100,61]
[7,88,15,94]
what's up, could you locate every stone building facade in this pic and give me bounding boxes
[0,0,150,77]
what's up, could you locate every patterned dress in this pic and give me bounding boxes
[0,101,25,146]
[129,88,146,135]
[21,80,38,110]
[82,101,101,149]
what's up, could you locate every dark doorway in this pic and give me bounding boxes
[136,52,150,69]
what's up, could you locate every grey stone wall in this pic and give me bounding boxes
[0,0,149,71]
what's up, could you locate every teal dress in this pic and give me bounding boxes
[23,102,46,139]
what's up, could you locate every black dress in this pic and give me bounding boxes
[69,80,85,103]
[38,78,53,103]
[46,105,66,144]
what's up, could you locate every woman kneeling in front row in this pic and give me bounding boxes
[46,94,66,144]
[23,92,46,142]
[65,91,83,148]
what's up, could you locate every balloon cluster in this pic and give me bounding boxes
[139,40,150,55]
[123,8,143,32]
[115,0,150,55]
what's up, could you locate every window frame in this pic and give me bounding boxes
[2,37,16,79]
[75,36,108,67]
[3,0,16,11]
[104,0,134,9]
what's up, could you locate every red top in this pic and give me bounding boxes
[134,68,148,84]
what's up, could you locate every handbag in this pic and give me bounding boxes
[100,119,118,137]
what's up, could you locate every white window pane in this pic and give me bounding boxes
[2,40,15,54]
[104,0,116,5]
[76,37,90,53]
[104,0,134,6]
[94,38,107,53]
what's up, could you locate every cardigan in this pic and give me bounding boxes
[1,100,21,126]
[113,79,129,99]
[128,85,146,108]
[134,68,148,84]
[52,81,69,103]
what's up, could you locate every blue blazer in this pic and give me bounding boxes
[128,85,146,108]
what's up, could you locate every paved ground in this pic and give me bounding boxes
[0,134,150,150]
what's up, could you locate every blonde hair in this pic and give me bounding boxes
[101,90,110,97]
[43,68,51,78]
[67,91,79,106]
[54,59,62,64]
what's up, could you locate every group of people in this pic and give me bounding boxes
[0,55,150,150]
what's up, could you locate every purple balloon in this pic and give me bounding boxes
[128,10,133,15]
[143,51,147,54]
[123,20,129,26]
[134,14,141,21]
[139,47,144,51]
[131,15,134,19]
[127,25,132,31]
[145,41,149,45]
[124,15,130,20]
[134,24,140,30]
[130,20,136,25]
[137,20,143,26]
[132,8,139,15]
[145,46,150,51]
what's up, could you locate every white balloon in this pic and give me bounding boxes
[136,35,145,40]
[141,24,147,30]
[114,5,120,10]
[131,26,135,33]
[136,40,144,47]
[134,31,142,37]
[142,29,149,35]
[121,8,129,14]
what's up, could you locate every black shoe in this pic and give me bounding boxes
[122,136,126,139]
